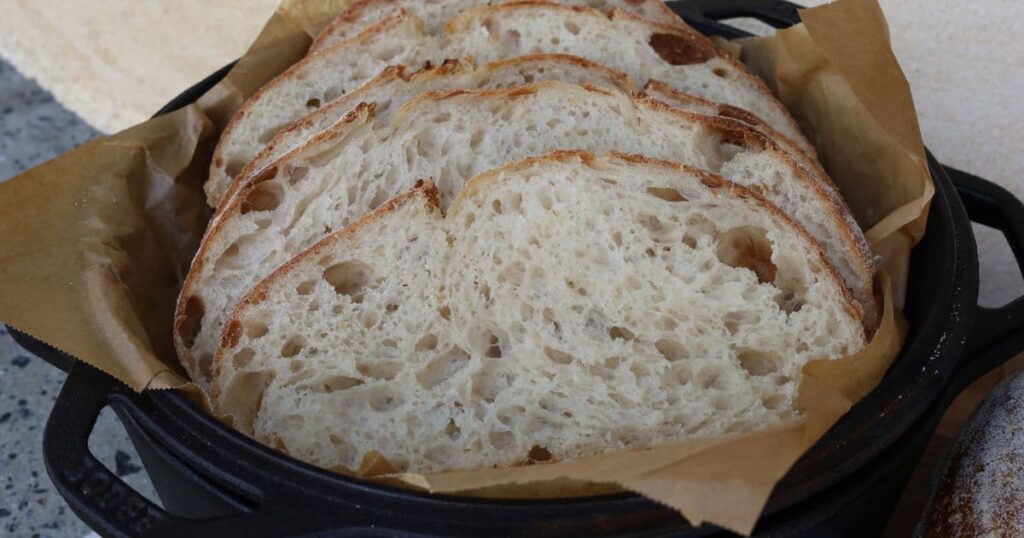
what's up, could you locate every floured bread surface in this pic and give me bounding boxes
[212,151,865,474]
[309,0,685,53]
[206,2,812,208]
[177,83,873,390]
[177,82,872,391]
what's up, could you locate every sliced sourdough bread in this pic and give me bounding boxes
[223,55,632,210]
[211,150,865,474]
[222,55,826,215]
[177,82,873,390]
[206,2,814,208]
[309,0,685,53]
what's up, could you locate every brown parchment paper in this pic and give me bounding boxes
[0,0,932,534]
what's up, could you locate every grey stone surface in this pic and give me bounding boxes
[0,58,158,538]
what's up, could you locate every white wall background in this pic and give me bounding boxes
[805,0,1024,306]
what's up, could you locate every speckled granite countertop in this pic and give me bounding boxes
[0,59,156,538]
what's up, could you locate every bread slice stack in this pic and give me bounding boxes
[214,151,864,473]
[176,0,875,475]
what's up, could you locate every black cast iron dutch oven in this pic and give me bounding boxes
[11,1,1024,536]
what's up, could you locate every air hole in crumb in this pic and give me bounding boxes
[673,364,693,385]
[241,181,284,214]
[231,347,255,369]
[655,339,688,361]
[716,226,776,284]
[713,67,729,78]
[490,430,514,449]
[214,233,263,271]
[472,362,515,403]
[286,166,309,186]
[564,20,581,35]
[469,129,485,149]
[658,316,678,331]
[609,326,635,341]
[738,348,781,376]
[224,157,246,178]
[712,394,731,410]
[438,305,452,320]
[415,334,438,351]
[245,321,269,339]
[306,98,321,108]
[323,260,374,301]
[416,346,470,389]
[320,375,363,393]
[386,303,399,313]
[646,186,688,202]
[295,279,316,295]
[368,389,403,412]
[360,310,379,329]
[357,360,402,380]
[485,333,502,358]
[527,446,552,463]
[180,296,205,348]
[543,346,574,365]
[763,394,787,410]
[492,199,502,214]
[630,362,650,379]
[696,366,726,390]
[280,336,305,358]
[445,419,461,440]
[219,371,271,433]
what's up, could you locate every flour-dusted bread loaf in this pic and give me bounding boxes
[175,82,872,390]
[309,0,684,53]
[223,55,824,213]
[211,151,865,474]
[920,371,1024,537]
[206,2,814,208]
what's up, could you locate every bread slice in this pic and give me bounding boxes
[211,150,865,474]
[309,0,685,53]
[177,82,873,390]
[220,55,826,216]
[206,2,815,208]
[222,55,632,210]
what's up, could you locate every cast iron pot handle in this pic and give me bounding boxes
[44,363,222,537]
[949,166,1024,395]
[668,0,803,36]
